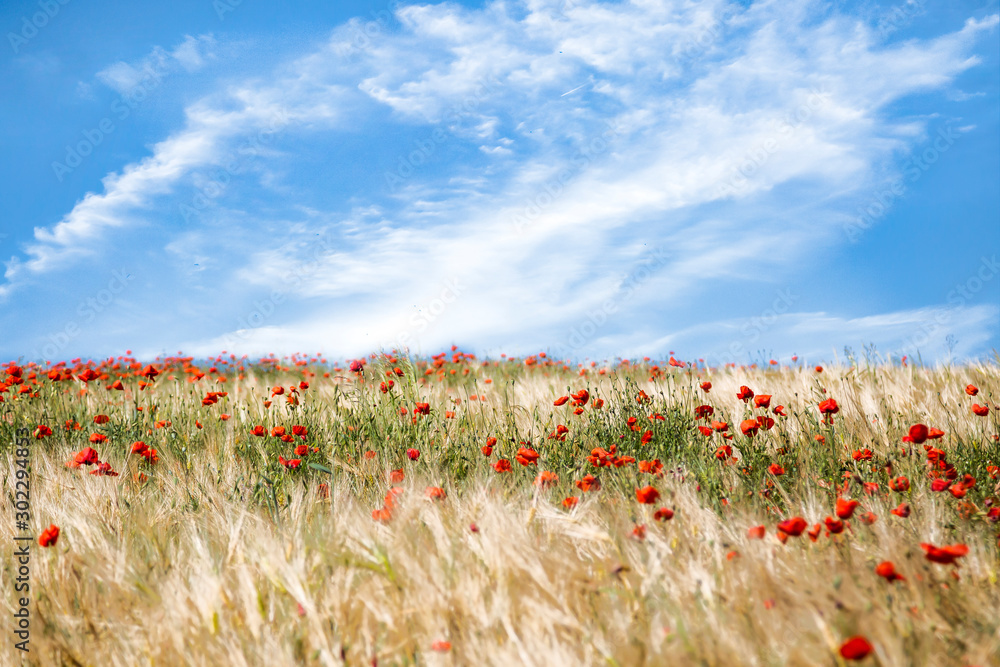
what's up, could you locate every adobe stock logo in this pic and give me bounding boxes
[7,0,71,54]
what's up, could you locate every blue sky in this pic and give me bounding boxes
[1,0,998,365]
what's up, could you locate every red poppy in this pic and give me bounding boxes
[72,447,99,466]
[767,463,785,476]
[252,425,266,437]
[426,486,446,500]
[907,424,929,445]
[747,525,766,539]
[553,396,570,406]
[756,415,775,430]
[930,479,950,492]
[697,425,713,437]
[139,364,159,379]
[38,524,59,548]
[90,462,119,477]
[389,469,405,483]
[736,386,754,402]
[807,523,822,541]
[753,395,771,409]
[818,398,839,419]
[836,498,860,520]
[562,496,579,509]
[700,382,711,392]
[34,425,53,439]
[714,445,733,460]
[575,474,600,492]
[824,516,844,534]
[851,449,873,461]
[406,448,420,461]
[777,516,807,537]
[635,486,661,504]
[694,405,714,420]
[888,476,909,492]
[875,561,905,582]
[414,402,431,415]
[773,405,787,417]
[965,384,979,396]
[278,456,301,469]
[516,447,539,466]
[972,403,989,416]
[292,425,308,438]
[534,471,559,488]
[858,511,877,525]
[890,502,911,518]
[93,414,110,424]
[739,419,759,437]
[492,459,512,473]
[814,365,823,373]
[839,636,873,660]
[920,542,969,565]
[654,507,674,521]
[88,433,107,444]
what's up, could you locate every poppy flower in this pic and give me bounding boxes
[139,364,159,379]
[431,640,451,652]
[635,486,661,504]
[76,369,100,383]
[858,511,877,525]
[807,523,822,541]
[888,476,909,492]
[72,447,99,466]
[875,561,905,582]
[836,498,860,520]
[638,459,664,475]
[426,486,446,500]
[278,456,301,469]
[965,384,979,396]
[756,415,775,431]
[535,471,559,488]
[927,427,944,440]
[747,525,766,539]
[773,405,787,417]
[271,426,286,437]
[251,425,266,437]
[714,444,733,460]
[389,469,405,483]
[372,507,392,522]
[38,524,59,548]
[292,425,308,438]
[33,425,53,439]
[818,399,839,422]
[907,424,929,445]
[697,425,713,437]
[736,386,754,402]
[90,462,119,477]
[700,382,711,392]
[930,479,950,492]
[920,542,969,565]
[406,448,420,461]
[562,496,579,509]
[576,474,600,492]
[654,507,674,521]
[492,459,512,473]
[814,366,823,373]
[631,524,646,540]
[93,414,110,424]
[88,433,107,444]
[414,402,431,415]
[349,360,364,373]
[753,395,771,409]
[824,516,844,534]
[554,396,570,406]
[839,636,873,660]
[972,404,989,416]
[694,405,714,420]
[739,419,759,437]
[777,516,807,537]
[516,447,539,466]
[767,463,785,476]
[890,503,911,518]
[851,449,873,461]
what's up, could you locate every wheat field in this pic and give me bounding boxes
[2,352,998,666]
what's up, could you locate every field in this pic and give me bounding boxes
[2,351,999,666]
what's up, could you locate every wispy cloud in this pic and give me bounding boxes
[4,1,997,361]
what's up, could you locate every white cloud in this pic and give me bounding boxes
[5,1,997,361]
[95,34,216,96]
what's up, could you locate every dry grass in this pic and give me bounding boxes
[2,355,999,666]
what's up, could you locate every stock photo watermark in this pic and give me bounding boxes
[714,288,800,366]
[31,268,134,360]
[715,88,830,198]
[895,255,999,358]
[383,74,503,192]
[566,246,670,350]
[7,0,70,54]
[510,120,623,235]
[51,60,171,182]
[844,125,960,243]
[179,110,289,222]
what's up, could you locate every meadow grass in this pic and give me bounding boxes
[1,353,998,666]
